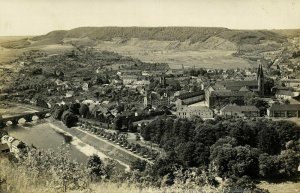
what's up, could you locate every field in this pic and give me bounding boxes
[94,39,252,69]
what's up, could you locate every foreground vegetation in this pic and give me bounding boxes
[0,144,271,193]
[141,117,300,181]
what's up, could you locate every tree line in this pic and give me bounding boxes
[140,116,300,182]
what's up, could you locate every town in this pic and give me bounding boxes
[0,27,300,193]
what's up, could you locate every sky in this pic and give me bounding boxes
[0,0,300,36]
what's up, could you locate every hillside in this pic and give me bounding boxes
[27,27,287,46]
[1,27,299,69]
[1,27,287,49]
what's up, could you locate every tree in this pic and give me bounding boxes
[36,97,49,108]
[264,78,275,96]
[114,116,123,131]
[131,159,147,172]
[273,121,300,148]
[230,121,256,146]
[61,111,78,128]
[258,153,281,179]
[246,97,269,116]
[279,149,300,177]
[52,106,64,120]
[210,140,259,178]
[87,154,103,181]
[31,68,43,75]
[175,141,195,167]
[79,103,90,118]
[69,103,80,115]
[257,126,281,155]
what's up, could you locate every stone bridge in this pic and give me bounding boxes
[0,110,51,129]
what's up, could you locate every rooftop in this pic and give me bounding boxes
[221,105,259,112]
[269,104,300,111]
[178,106,212,112]
[177,91,204,100]
[211,90,251,97]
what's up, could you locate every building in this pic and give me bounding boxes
[280,79,300,88]
[122,75,138,85]
[1,135,26,158]
[177,106,213,120]
[175,91,205,109]
[65,91,74,98]
[205,65,265,107]
[275,90,299,100]
[205,86,252,108]
[144,91,170,108]
[267,104,300,118]
[82,83,89,91]
[220,105,260,118]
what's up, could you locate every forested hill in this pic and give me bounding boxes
[31,27,287,45]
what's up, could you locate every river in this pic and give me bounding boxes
[5,119,130,171]
[6,120,89,163]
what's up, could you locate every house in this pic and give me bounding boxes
[142,71,150,76]
[134,80,150,86]
[1,135,26,158]
[267,104,300,118]
[122,75,138,85]
[275,90,299,100]
[92,106,115,121]
[65,91,74,98]
[220,105,260,118]
[82,83,89,91]
[177,106,213,120]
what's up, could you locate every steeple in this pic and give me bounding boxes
[257,63,264,97]
[257,63,264,80]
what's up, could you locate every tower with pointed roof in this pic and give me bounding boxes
[257,64,264,97]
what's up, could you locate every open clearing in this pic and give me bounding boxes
[94,40,252,69]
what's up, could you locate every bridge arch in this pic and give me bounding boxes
[18,118,27,124]
[32,115,39,121]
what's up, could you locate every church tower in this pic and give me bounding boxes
[257,64,264,97]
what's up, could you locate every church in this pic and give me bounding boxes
[205,65,265,108]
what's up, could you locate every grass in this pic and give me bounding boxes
[0,155,223,193]
[258,181,300,193]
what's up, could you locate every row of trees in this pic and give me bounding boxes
[82,125,160,160]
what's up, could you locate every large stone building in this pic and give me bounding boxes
[205,64,265,108]
[267,104,300,118]
[177,106,213,120]
[144,91,170,108]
